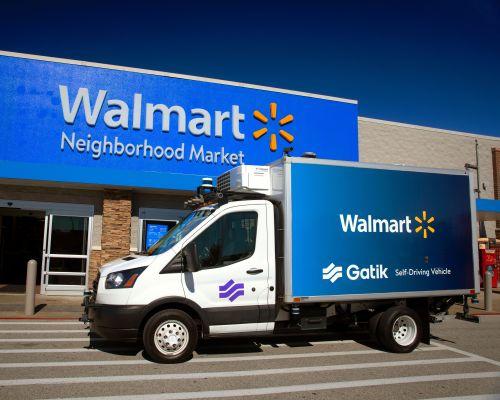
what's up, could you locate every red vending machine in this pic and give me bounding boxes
[479,248,498,288]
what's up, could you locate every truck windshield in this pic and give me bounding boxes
[147,209,214,256]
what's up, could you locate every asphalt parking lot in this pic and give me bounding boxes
[0,317,498,400]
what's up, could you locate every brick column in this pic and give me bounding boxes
[101,190,132,265]
[88,250,102,286]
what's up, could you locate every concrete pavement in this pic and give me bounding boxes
[0,318,498,399]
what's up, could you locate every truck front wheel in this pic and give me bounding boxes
[143,309,198,363]
[377,306,421,353]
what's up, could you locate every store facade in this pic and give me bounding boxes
[0,51,498,295]
[0,51,358,295]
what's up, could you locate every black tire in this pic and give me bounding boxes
[143,309,198,363]
[377,306,421,353]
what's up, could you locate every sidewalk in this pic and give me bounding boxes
[444,288,500,318]
[0,292,83,319]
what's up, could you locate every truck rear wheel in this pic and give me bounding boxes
[143,309,198,363]
[377,306,421,353]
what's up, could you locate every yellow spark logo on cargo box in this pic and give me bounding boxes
[414,211,435,239]
[252,102,295,152]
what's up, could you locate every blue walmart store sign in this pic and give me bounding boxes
[0,52,358,190]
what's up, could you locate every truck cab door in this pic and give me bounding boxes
[181,203,272,334]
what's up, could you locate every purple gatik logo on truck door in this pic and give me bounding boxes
[218,279,244,302]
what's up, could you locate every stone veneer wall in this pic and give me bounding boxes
[89,190,132,284]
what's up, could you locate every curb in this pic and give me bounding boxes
[471,313,500,322]
[472,312,500,316]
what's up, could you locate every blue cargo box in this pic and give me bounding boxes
[273,157,479,303]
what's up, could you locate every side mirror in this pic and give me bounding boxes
[183,242,199,273]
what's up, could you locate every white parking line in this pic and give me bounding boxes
[259,339,356,347]
[0,329,87,333]
[0,344,444,360]
[0,357,479,386]
[431,340,500,367]
[0,347,133,354]
[0,321,82,325]
[1,338,351,344]
[424,395,500,400]
[43,371,500,400]
[0,346,444,368]
[0,337,102,343]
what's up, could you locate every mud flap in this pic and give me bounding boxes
[455,296,480,323]
[408,298,430,345]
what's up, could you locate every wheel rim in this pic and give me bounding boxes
[392,315,417,346]
[154,320,189,356]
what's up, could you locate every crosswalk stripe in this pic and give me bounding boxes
[0,357,478,386]
[42,371,500,400]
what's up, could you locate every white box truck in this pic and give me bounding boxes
[82,156,478,363]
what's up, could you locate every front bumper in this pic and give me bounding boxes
[81,292,144,341]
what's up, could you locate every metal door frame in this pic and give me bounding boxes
[0,199,94,296]
[41,214,93,295]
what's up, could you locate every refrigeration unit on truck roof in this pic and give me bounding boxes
[216,165,271,195]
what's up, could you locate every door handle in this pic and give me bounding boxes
[246,268,264,275]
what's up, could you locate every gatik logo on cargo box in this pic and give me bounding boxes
[339,210,436,239]
[322,262,388,285]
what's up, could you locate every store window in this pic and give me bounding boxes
[137,207,187,252]
[142,220,178,251]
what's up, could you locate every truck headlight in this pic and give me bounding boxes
[105,267,146,289]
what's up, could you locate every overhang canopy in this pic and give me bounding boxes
[476,199,500,221]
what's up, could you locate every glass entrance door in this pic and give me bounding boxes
[41,215,91,295]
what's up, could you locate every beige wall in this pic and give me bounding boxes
[358,117,500,237]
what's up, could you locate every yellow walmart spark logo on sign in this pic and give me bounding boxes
[253,102,295,152]
[414,211,435,239]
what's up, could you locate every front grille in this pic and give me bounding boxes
[217,171,231,192]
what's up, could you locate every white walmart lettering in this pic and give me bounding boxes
[59,85,245,139]
[339,214,412,233]
[60,132,244,166]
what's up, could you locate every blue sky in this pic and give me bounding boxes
[1,0,499,136]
